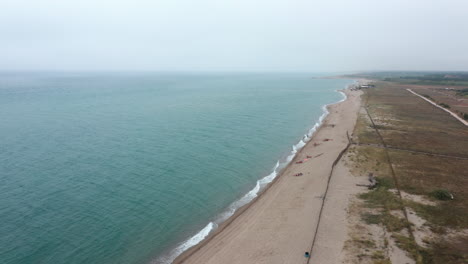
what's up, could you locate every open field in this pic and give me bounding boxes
[344,72,468,87]
[361,83,468,156]
[406,86,468,121]
[343,72,468,120]
[345,80,468,264]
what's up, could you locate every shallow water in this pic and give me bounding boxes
[0,72,351,264]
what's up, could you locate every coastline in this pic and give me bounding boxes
[167,84,362,264]
[156,88,347,263]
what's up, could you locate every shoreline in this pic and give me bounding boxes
[166,83,361,264]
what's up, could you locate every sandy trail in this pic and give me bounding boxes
[174,89,362,264]
[312,158,365,264]
[407,88,468,126]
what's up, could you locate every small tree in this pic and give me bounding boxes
[439,103,450,109]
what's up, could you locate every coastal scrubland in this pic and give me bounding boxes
[175,76,467,264]
[345,80,468,264]
[350,72,468,87]
[347,72,468,120]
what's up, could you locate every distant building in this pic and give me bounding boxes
[359,84,375,89]
[444,75,460,79]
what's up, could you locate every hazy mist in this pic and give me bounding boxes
[1,0,467,72]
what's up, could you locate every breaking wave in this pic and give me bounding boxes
[156,222,216,264]
[218,160,280,223]
[157,88,349,263]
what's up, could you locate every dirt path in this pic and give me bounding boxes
[407,89,468,126]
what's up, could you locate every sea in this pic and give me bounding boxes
[0,72,352,264]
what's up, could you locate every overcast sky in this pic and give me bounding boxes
[1,0,467,72]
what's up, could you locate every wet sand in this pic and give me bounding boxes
[174,89,362,264]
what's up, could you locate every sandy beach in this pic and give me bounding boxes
[174,88,362,264]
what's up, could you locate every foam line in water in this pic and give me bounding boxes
[259,161,279,185]
[294,139,306,150]
[337,90,347,103]
[156,160,282,264]
[285,145,297,163]
[158,87,350,263]
[236,181,260,206]
[288,88,348,166]
[157,222,216,264]
[218,160,280,222]
[307,107,327,138]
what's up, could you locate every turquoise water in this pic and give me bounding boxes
[0,72,351,264]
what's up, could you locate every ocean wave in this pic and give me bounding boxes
[160,160,282,263]
[259,161,279,186]
[294,139,306,150]
[229,182,260,212]
[158,87,349,263]
[217,160,280,223]
[285,146,297,163]
[337,90,347,103]
[156,222,216,264]
[306,106,327,138]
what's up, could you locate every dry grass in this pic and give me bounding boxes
[346,81,468,263]
[409,85,468,119]
[389,151,468,230]
[364,83,468,156]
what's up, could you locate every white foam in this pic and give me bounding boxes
[283,139,306,165]
[156,87,351,263]
[238,182,260,205]
[221,160,280,222]
[157,222,216,264]
[286,145,297,163]
[306,107,328,138]
[294,139,306,150]
[167,161,282,263]
[259,161,279,186]
[291,88,348,166]
[337,90,347,103]
[320,105,329,121]
[213,88,350,253]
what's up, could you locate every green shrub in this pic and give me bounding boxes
[439,103,450,109]
[422,94,433,100]
[430,189,453,201]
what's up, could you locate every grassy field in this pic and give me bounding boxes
[407,86,468,121]
[345,72,468,87]
[347,80,468,264]
[363,83,468,156]
[344,71,468,120]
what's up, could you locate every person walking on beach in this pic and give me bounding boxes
[304,252,310,258]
